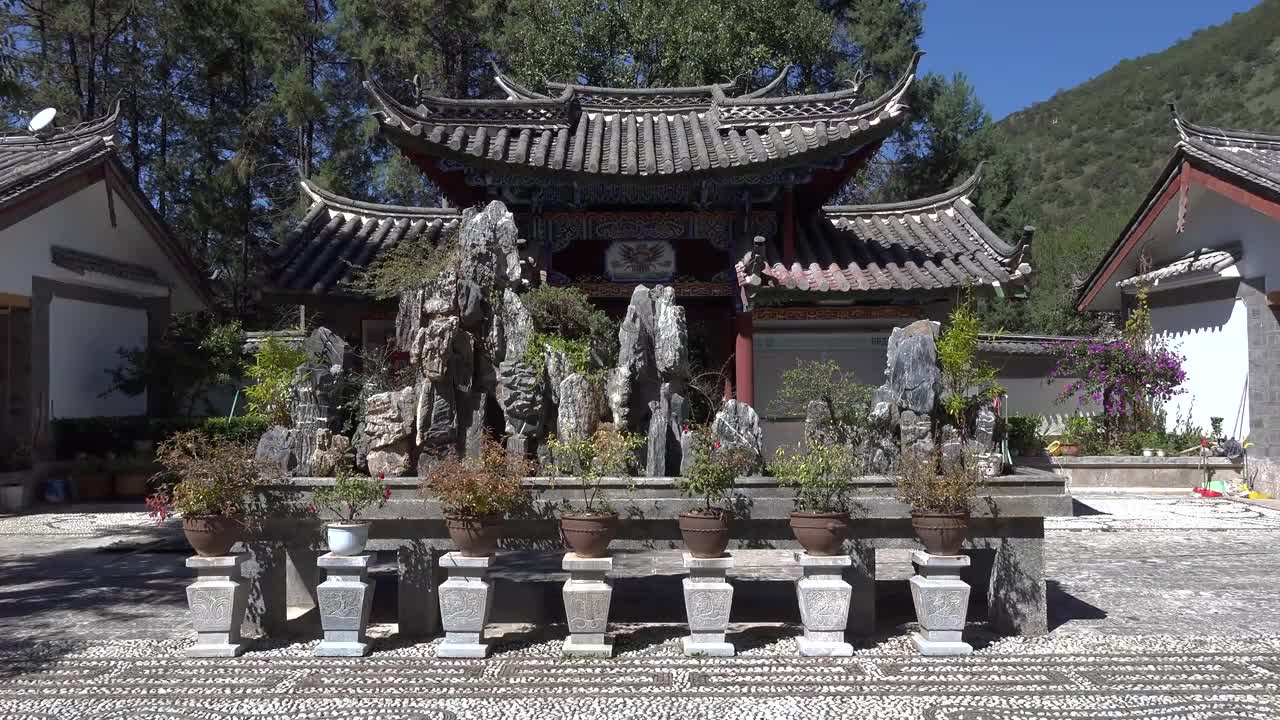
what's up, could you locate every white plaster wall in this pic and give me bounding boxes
[998,375,1082,435]
[49,297,147,418]
[0,180,203,311]
[1151,296,1250,438]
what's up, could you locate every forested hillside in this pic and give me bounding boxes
[981,0,1280,333]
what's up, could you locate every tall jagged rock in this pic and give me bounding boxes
[558,374,599,441]
[608,286,658,432]
[712,399,764,473]
[362,387,416,477]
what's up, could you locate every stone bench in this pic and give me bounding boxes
[237,470,1067,639]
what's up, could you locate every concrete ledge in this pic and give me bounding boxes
[1019,456,1240,490]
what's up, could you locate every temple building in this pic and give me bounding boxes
[268,54,1032,443]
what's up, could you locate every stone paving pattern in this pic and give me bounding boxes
[2,494,1280,718]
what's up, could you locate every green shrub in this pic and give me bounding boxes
[243,336,308,425]
[310,463,388,522]
[676,426,754,513]
[772,440,858,513]
[1005,415,1044,455]
[894,449,982,514]
[146,430,277,520]
[51,416,269,460]
[938,290,1003,434]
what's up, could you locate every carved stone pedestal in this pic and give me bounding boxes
[562,554,613,657]
[437,552,494,658]
[315,553,374,656]
[185,555,250,658]
[909,551,973,656]
[681,553,734,657]
[795,553,854,657]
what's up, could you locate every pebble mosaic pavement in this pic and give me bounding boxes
[1,494,1279,719]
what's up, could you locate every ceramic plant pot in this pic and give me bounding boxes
[445,514,503,557]
[559,513,619,558]
[182,516,242,557]
[326,522,371,556]
[76,472,113,501]
[910,511,970,556]
[113,470,151,498]
[678,509,732,558]
[789,511,850,556]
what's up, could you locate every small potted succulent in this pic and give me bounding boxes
[546,427,644,558]
[675,427,754,558]
[420,439,528,557]
[772,441,856,556]
[146,430,272,556]
[309,463,390,556]
[894,449,981,556]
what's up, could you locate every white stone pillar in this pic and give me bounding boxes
[562,553,613,657]
[437,552,494,658]
[315,553,375,657]
[185,554,250,658]
[795,552,854,656]
[682,553,735,657]
[909,551,973,656]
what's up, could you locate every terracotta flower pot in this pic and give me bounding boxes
[678,509,732,558]
[75,472,113,501]
[1058,443,1081,457]
[113,470,151,498]
[182,516,242,557]
[789,511,850,556]
[560,512,619,558]
[910,511,970,556]
[445,514,503,557]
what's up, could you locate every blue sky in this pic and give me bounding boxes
[919,0,1263,120]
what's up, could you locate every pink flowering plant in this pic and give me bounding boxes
[308,463,390,523]
[1051,287,1186,447]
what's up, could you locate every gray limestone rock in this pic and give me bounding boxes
[558,374,599,441]
[653,285,688,381]
[451,330,475,394]
[457,201,522,295]
[497,359,542,436]
[304,327,347,371]
[899,409,934,458]
[361,387,416,477]
[456,280,485,330]
[939,424,964,469]
[254,426,298,476]
[712,399,764,472]
[307,429,352,476]
[411,316,459,381]
[501,288,534,363]
[416,380,458,449]
[974,405,997,453]
[887,320,941,416]
[609,286,658,432]
[544,347,570,406]
[458,392,487,458]
[646,383,689,477]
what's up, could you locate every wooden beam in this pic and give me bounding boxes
[753,305,920,322]
[1187,165,1280,223]
[0,293,31,309]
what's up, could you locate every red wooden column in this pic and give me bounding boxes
[782,185,796,267]
[734,310,755,406]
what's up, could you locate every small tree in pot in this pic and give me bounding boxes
[546,427,644,558]
[676,426,754,558]
[420,439,528,557]
[146,430,275,556]
[773,441,860,555]
[894,449,982,556]
[308,463,390,556]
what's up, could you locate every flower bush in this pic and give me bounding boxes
[545,427,644,515]
[420,440,528,517]
[677,426,754,514]
[1052,287,1186,449]
[309,464,390,523]
[146,430,274,521]
[894,449,981,514]
[772,440,859,513]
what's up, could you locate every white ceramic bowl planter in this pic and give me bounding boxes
[327,522,371,556]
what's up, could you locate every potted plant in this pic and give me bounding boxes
[1005,415,1044,457]
[111,453,156,498]
[772,440,857,556]
[71,452,112,501]
[0,435,31,512]
[546,427,644,558]
[308,464,390,556]
[420,439,528,557]
[675,427,753,558]
[1058,415,1092,457]
[894,449,981,556]
[146,430,271,556]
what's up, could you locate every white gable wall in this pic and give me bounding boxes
[0,179,204,312]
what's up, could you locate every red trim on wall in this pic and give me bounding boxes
[1187,166,1280,222]
[753,305,920,321]
[1076,174,1183,311]
[406,153,482,206]
[734,311,754,406]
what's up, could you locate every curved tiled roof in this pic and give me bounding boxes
[0,107,119,212]
[365,54,921,182]
[1174,109,1280,195]
[741,165,1033,296]
[269,180,460,294]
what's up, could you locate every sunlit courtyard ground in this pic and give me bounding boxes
[2,493,1279,719]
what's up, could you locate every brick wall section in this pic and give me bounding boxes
[1242,278,1280,458]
